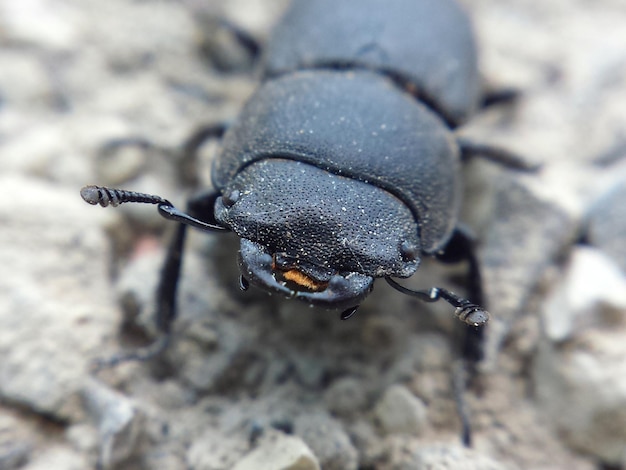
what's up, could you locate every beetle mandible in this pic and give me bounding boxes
[82,0,532,443]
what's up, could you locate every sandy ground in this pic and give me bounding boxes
[1,0,626,469]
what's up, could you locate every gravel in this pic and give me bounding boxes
[1,0,625,468]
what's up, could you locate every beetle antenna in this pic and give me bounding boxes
[80,185,226,232]
[81,185,171,207]
[385,278,489,326]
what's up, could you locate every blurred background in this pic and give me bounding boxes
[1,0,625,468]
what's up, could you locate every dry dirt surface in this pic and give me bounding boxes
[1,0,626,469]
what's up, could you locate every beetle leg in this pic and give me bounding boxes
[480,86,521,109]
[386,225,489,446]
[180,123,229,186]
[81,186,227,366]
[90,222,186,370]
[457,136,540,171]
[436,225,488,362]
[439,225,488,447]
[435,225,483,305]
[385,274,485,446]
[213,17,261,63]
[198,16,261,72]
[388,223,489,330]
[93,214,193,369]
[154,190,227,335]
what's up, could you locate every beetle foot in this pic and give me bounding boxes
[454,304,489,327]
[432,287,489,326]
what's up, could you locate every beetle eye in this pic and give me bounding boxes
[400,240,419,262]
[222,189,240,208]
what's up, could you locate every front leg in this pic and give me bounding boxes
[386,225,488,446]
[437,225,487,446]
[436,225,487,365]
[155,190,225,334]
[457,137,540,172]
[81,186,227,367]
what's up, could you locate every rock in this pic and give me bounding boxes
[294,413,358,470]
[232,432,320,470]
[535,234,626,465]
[0,53,55,110]
[346,419,385,467]
[534,328,626,464]
[0,410,32,470]
[94,137,149,186]
[114,236,255,394]
[65,423,99,458]
[82,379,144,468]
[541,246,626,341]
[0,176,117,422]
[187,428,248,470]
[2,0,626,468]
[478,175,581,366]
[0,0,80,51]
[374,384,428,436]
[0,440,30,470]
[585,179,626,274]
[21,446,88,470]
[323,377,369,417]
[382,440,507,470]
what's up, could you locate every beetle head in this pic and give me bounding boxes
[214,159,421,310]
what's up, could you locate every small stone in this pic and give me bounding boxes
[479,175,581,366]
[0,0,80,50]
[294,413,358,470]
[586,179,626,273]
[82,379,144,468]
[0,412,32,470]
[232,432,320,470]
[65,423,99,456]
[346,419,382,467]
[374,384,428,436]
[95,138,148,186]
[187,428,248,470]
[0,176,117,422]
[534,329,626,464]
[383,439,506,470]
[542,246,626,341]
[323,377,368,417]
[413,444,505,470]
[21,446,88,470]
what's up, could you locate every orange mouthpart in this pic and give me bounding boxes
[280,269,328,292]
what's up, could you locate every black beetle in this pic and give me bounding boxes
[81,0,533,444]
